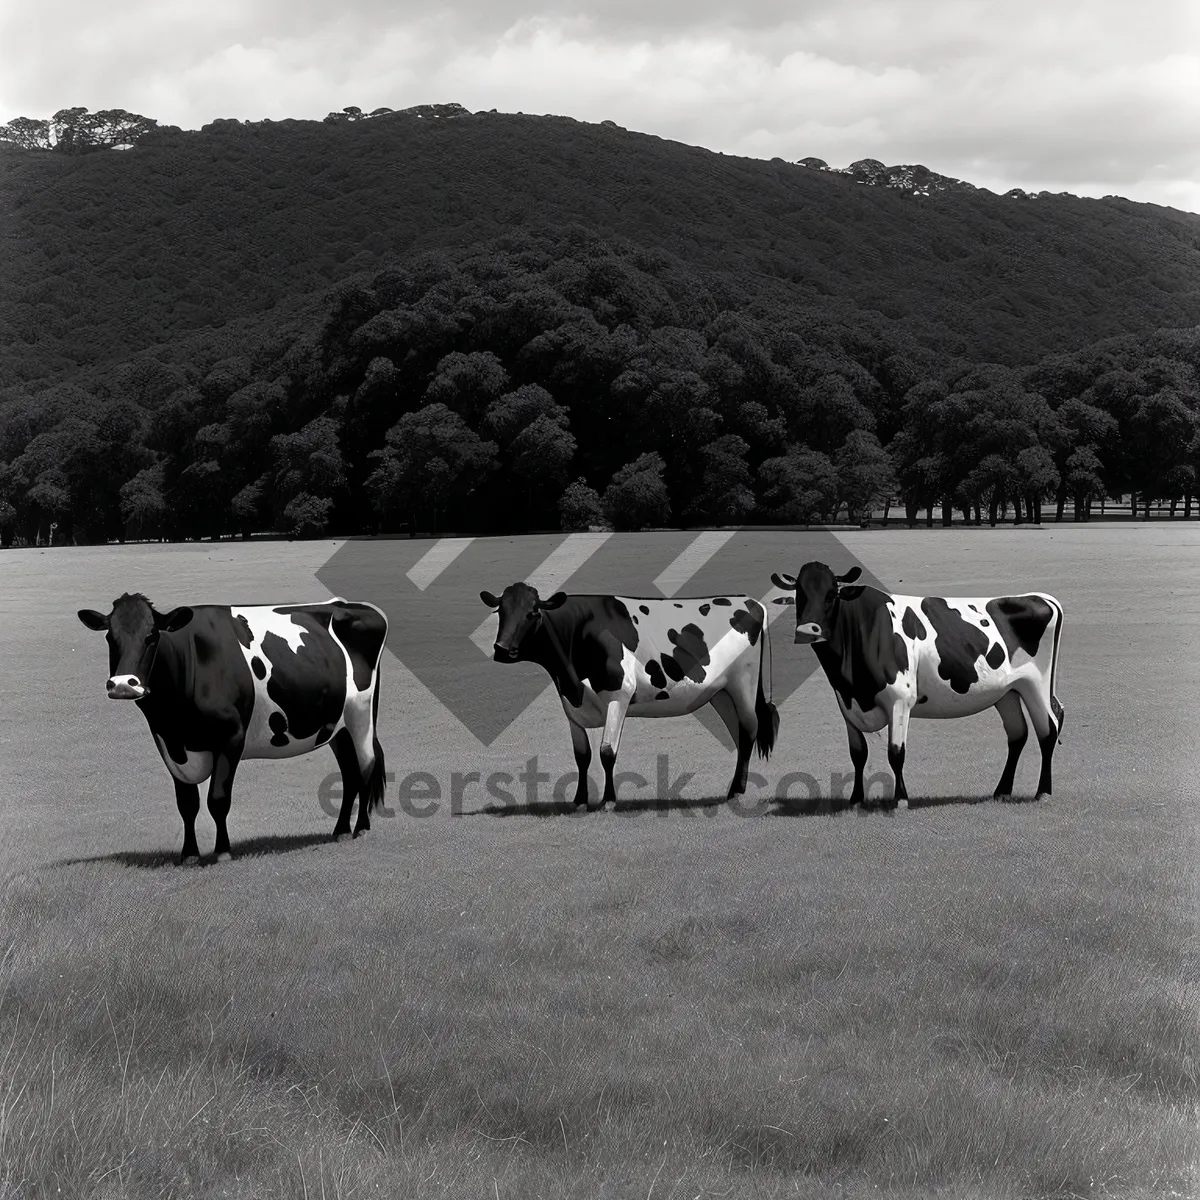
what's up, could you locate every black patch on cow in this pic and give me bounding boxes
[712,597,732,607]
[893,633,909,673]
[655,690,670,700]
[699,603,711,616]
[674,603,682,608]
[251,656,266,679]
[268,711,290,747]
[986,643,1006,669]
[234,615,254,648]
[968,604,979,612]
[646,659,667,690]
[660,623,711,684]
[639,605,650,615]
[260,616,347,741]
[985,596,1053,660]
[730,600,764,646]
[902,607,927,640]
[980,619,990,627]
[314,721,337,746]
[329,604,387,691]
[918,695,928,704]
[920,597,989,694]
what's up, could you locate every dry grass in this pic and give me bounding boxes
[0,529,1197,1198]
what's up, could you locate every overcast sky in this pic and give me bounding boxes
[3,0,1197,212]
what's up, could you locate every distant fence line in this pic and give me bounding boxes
[3,496,1194,548]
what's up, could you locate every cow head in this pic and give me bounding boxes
[77,593,193,700]
[479,583,567,663]
[770,563,862,644]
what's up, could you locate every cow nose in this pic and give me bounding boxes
[794,623,823,643]
[493,643,518,662]
[106,674,145,699]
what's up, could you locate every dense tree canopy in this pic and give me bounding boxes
[0,108,1198,545]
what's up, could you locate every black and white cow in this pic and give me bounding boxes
[479,585,780,808]
[770,563,1065,807]
[77,593,388,862]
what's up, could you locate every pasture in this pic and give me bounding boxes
[0,527,1196,1199]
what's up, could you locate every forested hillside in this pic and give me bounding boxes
[1,107,1198,544]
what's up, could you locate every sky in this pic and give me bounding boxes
[2,0,1198,213]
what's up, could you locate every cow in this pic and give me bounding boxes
[769,563,1065,807]
[77,593,388,862]
[479,584,780,808]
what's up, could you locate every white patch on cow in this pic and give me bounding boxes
[153,736,214,785]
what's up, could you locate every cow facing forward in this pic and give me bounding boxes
[770,563,1065,807]
[77,594,388,862]
[479,585,780,808]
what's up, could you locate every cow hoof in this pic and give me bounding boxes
[333,832,352,843]
[352,828,368,839]
[1035,792,1051,802]
[215,851,232,863]
[180,854,200,866]
[994,791,1012,801]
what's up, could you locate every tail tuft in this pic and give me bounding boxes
[755,682,779,760]
[363,737,386,815]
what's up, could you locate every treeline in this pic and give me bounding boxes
[1,228,1197,547]
[3,106,1199,391]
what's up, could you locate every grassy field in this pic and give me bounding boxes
[0,528,1196,1199]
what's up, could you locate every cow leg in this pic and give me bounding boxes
[206,740,244,861]
[846,722,868,810]
[1015,681,1059,800]
[329,729,362,841]
[598,699,629,810]
[568,722,593,808]
[174,780,202,864]
[993,691,1028,798]
[885,705,911,809]
[710,689,752,799]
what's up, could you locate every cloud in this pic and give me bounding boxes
[1,0,1196,211]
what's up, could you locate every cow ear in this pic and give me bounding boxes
[772,596,796,606]
[156,606,193,632]
[540,592,567,610]
[77,609,109,631]
[836,566,862,584]
[480,590,501,609]
[770,572,796,590]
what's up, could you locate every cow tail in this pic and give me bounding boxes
[755,624,780,760]
[1048,597,1065,737]
[364,654,386,815]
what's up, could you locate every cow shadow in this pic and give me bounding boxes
[463,794,731,819]
[768,792,1042,816]
[53,831,338,870]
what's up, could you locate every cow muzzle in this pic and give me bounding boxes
[793,623,824,644]
[106,675,147,699]
[492,644,519,663]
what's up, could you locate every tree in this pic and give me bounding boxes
[603,453,671,531]
[834,430,896,523]
[483,384,577,523]
[270,415,347,528]
[119,464,168,540]
[424,351,510,423]
[558,479,606,531]
[1014,446,1060,524]
[1064,447,1106,521]
[282,493,335,537]
[689,434,756,525]
[758,448,839,524]
[366,403,498,533]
